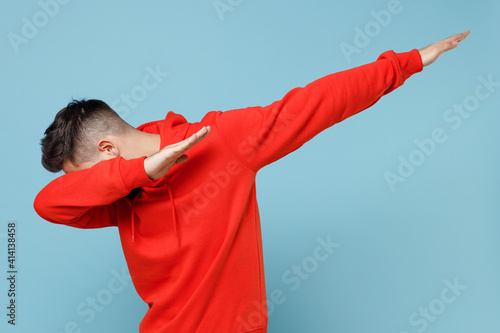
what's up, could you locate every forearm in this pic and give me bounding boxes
[34,156,154,224]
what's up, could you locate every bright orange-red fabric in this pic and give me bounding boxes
[34,49,423,332]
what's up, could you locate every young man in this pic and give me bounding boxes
[34,31,470,333]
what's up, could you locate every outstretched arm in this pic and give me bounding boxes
[215,31,470,172]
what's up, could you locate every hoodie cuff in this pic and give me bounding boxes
[119,156,155,191]
[399,48,424,81]
[377,48,424,93]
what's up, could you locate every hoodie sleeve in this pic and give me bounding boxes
[33,156,155,228]
[215,49,423,172]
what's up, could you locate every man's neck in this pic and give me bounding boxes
[122,130,161,159]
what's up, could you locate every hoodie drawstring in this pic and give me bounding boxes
[126,199,136,242]
[127,180,179,246]
[166,179,179,246]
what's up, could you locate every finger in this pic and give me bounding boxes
[446,30,470,46]
[169,126,211,148]
[431,31,469,55]
[456,30,470,42]
[444,30,470,42]
[180,126,211,146]
[190,126,211,144]
[161,126,211,157]
[175,154,189,165]
[177,126,211,150]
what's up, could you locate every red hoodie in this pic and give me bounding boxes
[34,49,423,332]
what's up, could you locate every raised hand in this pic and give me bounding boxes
[144,126,211,180]
[419,30,470,67]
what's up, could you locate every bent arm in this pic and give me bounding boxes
[34,156,154,228]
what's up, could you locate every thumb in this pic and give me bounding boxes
[175,154,189,165]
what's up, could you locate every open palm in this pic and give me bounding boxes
[419,30,470,67]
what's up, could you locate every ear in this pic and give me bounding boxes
[98,139,120,159]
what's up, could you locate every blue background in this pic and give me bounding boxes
[1,0,499,332]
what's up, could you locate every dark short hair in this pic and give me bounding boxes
[41,99,127,172]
